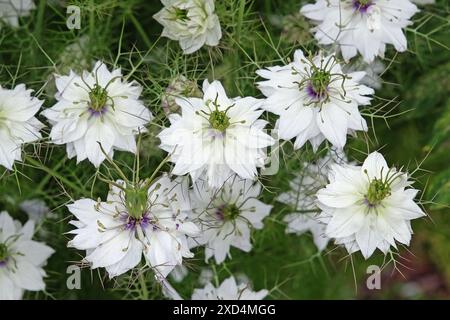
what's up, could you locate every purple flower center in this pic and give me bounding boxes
[353,0,373,13]
[88,106,108,117]
[215,205,225,220]
[306,83,327,100]
[123,212,151,230]
[0,260,7,268]
[215,204,240,221]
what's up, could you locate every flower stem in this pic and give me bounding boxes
[139,272,149,300]
[142,153,171,190]
[24,156,87,196]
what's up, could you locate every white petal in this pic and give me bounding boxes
[362,151,388,179]
[316,104,349,149]
[84,120,115,167]
[105,236,143,278]
[9,258,46,291]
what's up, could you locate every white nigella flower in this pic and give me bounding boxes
[0,0,35,28]
[192,275,268,300]
[190,177,272,264]
[300,0,419,63]
[153,0,222,54]
[0,211,54,300]
[68,175,199,278]
[158,80,274,188]
[316,151,426,259]
[41,61,153,167]
[0,84,44,170]
[256,50,373,151]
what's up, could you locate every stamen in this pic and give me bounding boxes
[88,84,109,113]
[199,93,235,131]
[209,110,230,131]
[363,167,403,207]
[296,54,349,107]
[172,7,189,21]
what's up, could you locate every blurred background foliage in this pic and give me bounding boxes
[0,0,448,299]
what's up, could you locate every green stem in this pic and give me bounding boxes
[36,156,67,191]
[32,0,47,68]
[135,134,142,184]
[139,272,149,300]
[34,0,46,39]
[97,142,129,183]
[211,264,220,287]
[142,153,171,190]
[236,0,246,43]
[89,5,96,43]
[25,156,86,195]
